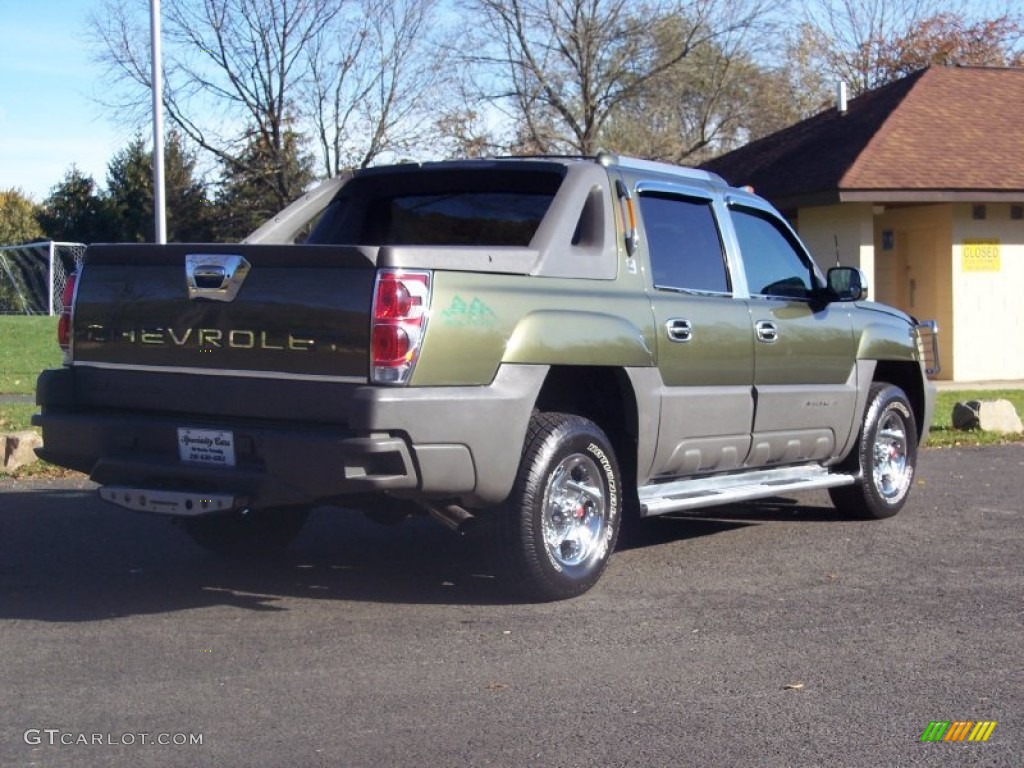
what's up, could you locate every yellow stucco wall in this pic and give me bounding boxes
[797,203,956,380]
[797,203,876,287]
[784,201,1023,381]
[950,203,1024,381]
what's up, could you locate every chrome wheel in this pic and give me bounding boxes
[541,453,607,569]
[873,409,910,500]
[492,412,622,600]
[829,383,919,520]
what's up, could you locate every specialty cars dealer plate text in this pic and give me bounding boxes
[177,428,236,467]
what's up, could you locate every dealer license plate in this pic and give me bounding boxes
[177,428,237,468]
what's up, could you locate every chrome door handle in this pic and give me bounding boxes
[755,320,778,343]
[666,318,693,343]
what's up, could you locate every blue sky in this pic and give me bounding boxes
[0,0,130,201]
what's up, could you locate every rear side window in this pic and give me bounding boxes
[731,207,817,299]
[307,167,564,247]
[362,192,551,246]
[638,193,729,294]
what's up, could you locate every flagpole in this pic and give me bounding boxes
[151,0,167,244]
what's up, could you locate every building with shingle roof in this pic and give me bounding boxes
[702,66,1024,381]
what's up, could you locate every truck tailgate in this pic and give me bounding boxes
[72,243,376,383]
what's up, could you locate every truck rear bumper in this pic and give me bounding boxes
[33,407,423,509]
[33,364,547,510]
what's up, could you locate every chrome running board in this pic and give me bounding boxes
[638,465,855,517]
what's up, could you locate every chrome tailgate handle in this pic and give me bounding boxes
[186,253,251,302]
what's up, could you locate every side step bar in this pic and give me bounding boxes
[99,486,245,516]
[638,465,856,517]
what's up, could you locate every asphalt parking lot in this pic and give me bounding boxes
[1,444,1021,767]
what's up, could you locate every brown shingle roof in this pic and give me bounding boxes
[701,66,1024,207]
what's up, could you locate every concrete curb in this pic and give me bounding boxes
[933,380,1024,391]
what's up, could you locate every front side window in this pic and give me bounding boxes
[638,193,730,294]
[731,207,817,299]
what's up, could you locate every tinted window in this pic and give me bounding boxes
[307,168,563,246]
[639,193,729,294]
[364,193,554,246]
[731,207,816,298]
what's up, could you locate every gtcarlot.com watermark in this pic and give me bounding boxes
[24,729,203,747]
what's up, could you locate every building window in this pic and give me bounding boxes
[1011,205,1023,221]
[972,204,987,220]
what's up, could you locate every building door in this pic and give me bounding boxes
[905,229,939,321]
[873,232,908,308]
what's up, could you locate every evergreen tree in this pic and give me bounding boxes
[165,132,216,242]
[106,132,215,242]
[105,137,152,242]
[212,126,315,241]
[36,168,110,243]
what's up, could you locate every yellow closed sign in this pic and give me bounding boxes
[962,239,1001,272]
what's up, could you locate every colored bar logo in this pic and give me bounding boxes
[920,721,997,742]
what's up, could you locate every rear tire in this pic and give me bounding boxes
[829,383,918,519]
[180,506,310,556]
[492,412,622,601]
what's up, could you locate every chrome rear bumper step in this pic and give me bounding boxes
[99,486,244,516]
[638,465,855,517]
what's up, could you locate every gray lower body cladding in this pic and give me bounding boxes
[34,406,419,510]
[33,365,547,511]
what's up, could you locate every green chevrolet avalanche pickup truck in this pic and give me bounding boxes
[34,153,937,601]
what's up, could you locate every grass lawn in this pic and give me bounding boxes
[0,316,60,394]
[0,317,63,476]
[927,388,1024,448]
[0,402,35,433]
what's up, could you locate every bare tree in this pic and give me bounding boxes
[459,0,773,155]
[874,12,1024,79]
[601,13,796,164]
[432,106,502,159]
[90,0,451,203]
[778,24,835,119]
[797,0,1024,95]
[305,0,448,174]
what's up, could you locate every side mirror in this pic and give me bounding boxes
[827,266,868,301]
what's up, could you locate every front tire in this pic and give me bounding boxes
[830,383,918,519]
[179,506,310,556]
[493,412,622,601]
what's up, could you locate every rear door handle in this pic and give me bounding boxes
[755,320,778,343]
[666,318,693,343]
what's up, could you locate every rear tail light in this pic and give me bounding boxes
[371,269,431,384]
[58,272,77,363]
